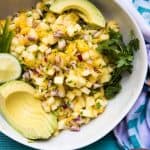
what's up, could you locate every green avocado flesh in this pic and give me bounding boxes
[50,0,106,27]
[0,81,57,140]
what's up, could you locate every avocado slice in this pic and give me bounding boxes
[50,0,106,27]
[0,81,57,140]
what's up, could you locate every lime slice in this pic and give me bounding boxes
[0,54,21,83]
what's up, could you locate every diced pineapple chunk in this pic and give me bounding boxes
[51,99,61,111]
[72,112,80,118]
[47,97,55,105]
[34,77,45,86]
[67,24,81,37]
[14,45,25,54]
[26,17,33,27]
[89,49,100,59]
[21,27,30,35]
[47,67,55,76]
[66,74,86,88]
[76,40,89,52]
[45,12,56,24]
[86,82,93,88]
[100,74,111,83]
[22,51,36,67]
[94,92,103,99]
[42,101,50,113]
[72,89,82,97]
[28,29,38,40]
[42,34,58,45]
[96,99,107,107]
[82,69,91,77]
[100,34,109,42]
[27,44,38,53]
[72,97,85,112]
[38,22,49,30]
[81,87,91,95]
[12,37,19,46]
[55,13,79,26]
[38,44,48,53]
[93,58,106,67]
[54,75,64,85]
[14,13,27,28]
[81,107,95,118]
[86,96,95,107]
[66,42,77,55]
[100,68,112,83]
[58,119,67,130]
[82,51,90,60]
[107,20,119,32]
[57,85,65,98]
[32,10,41,19]
[66,91,75,101]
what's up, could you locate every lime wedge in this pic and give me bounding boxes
[0,54,21,83]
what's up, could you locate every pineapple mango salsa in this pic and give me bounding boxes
[2,0,120,132]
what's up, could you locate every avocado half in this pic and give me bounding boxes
[50,0,106,27]
[0,81,57,140]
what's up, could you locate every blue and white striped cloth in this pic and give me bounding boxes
[114,67,150,149]
[114,0,150,149]
[132,0,150,25]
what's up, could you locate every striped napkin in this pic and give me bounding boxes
[114,0,150,149]
[133,0,150,25]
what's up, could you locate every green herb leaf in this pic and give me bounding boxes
[104,83,121,99]
[0,18,13,53]
[97,29,139,99]
[96,102,101,109]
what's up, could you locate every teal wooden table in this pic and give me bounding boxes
[0,132,122,150]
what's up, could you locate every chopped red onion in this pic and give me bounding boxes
[83,34,89,41]
[70,126,80,132]
[70,61,77,68]
[22,71,30,80]
[93,31,100,38]
[51,90,58,96]
[55,55,61,65]
[58,39,66,50]
[48,80,52,87]
[53,30,64,38]
[28,36,36,41]
[93,83,102,89]
[77,54,83,61]
[73,116,81,122]
[62,104,68,109]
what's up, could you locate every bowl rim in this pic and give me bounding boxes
[121,0,150,43]
[0,0,148,149]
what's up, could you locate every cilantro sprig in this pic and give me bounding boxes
[97,29,139,99]
[0,18,13,53]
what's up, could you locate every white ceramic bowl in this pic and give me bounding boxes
[0,0,148,150]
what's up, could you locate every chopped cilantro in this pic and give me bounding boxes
[96,102,101,109]
[97,29,139,99]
